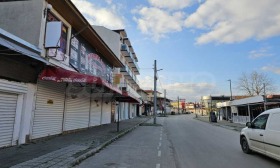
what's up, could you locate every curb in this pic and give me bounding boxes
[70,118,151,167]
[194,117,242,132]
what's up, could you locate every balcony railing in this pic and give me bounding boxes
[121,43,129,56]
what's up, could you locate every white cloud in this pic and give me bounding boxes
[133,7,185,41]
[138,76,217,101]
[249,46,274,59]
[71,0,125,29]
[262,66,280,75]
[148,0,193,10]
[185,0,280,44]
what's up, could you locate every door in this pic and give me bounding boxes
[32,81,66,139]
[265,112,280,159]
[249,114,269,153]
[0,92,18,147]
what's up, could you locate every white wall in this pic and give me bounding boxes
[19,84,36,144]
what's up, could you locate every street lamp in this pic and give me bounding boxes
[228,79,233,101]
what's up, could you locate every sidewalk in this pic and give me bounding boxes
[0,117,150,168]
[195,115,246,132]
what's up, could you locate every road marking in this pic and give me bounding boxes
[156,164,160,168]
[158,150,161,157]
[159,142,161,147]
[160,137,162,141]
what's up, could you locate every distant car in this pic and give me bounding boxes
[186,111,191,114]
[209,112,217,122]
[171,111,175,115]
[240,108,280,161]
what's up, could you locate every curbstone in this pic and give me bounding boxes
[194,117,244,132]
[69,118,150,167]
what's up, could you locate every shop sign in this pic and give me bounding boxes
[69,29,113,84]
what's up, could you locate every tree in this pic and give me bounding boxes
[237,71,275,96]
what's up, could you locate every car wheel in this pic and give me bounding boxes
[241,137,252,154]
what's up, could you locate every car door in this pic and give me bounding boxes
[249,114,269,153]
[265,113,280,160]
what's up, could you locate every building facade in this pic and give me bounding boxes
[0,0,140,147]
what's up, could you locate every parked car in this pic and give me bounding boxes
[209,112,217,122]
[240,108,280,161]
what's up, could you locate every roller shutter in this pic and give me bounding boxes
[64,95,90,131]
[0,92,17,147]
[32,81,66,139]
[101,102,111,124]
[89,98,102,126]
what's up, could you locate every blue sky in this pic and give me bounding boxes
[72,0,280,101]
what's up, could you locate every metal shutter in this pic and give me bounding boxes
[90,98,102,126]
[64,95,90,131]
[101,102,111,124]
[32,81,66,139]
[0,92,17,148]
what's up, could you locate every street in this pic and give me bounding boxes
[76,115,280,168]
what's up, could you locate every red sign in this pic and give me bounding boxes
[39,66,121,94]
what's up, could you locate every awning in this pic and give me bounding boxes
[116,91,141,103]
[0,28,49,64]
[39,66,122,94]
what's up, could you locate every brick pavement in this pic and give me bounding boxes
[0,117,150,168]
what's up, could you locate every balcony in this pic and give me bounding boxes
[120,65,129,75]
[130,61,140,75]
[121,43,129,56]
[132,52,138,62]
[120,65,133,80]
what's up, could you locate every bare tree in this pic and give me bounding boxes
[237,71,275,96]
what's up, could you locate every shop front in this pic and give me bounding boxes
[0,28,48,147]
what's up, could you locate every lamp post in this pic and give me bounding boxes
[228,79,233,100]
[116,102,120,132]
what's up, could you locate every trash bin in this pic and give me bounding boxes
[209,112,217,122]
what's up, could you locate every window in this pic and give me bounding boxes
[252,114,269,129]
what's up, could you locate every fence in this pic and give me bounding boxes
[233,116,250,124]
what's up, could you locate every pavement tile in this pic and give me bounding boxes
[0,117,149,168]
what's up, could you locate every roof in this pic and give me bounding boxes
[47,0,124,67]
[144,90,162,94]
[137,89,148,95]
[0,28,49,64]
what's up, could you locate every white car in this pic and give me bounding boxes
[240,108,280,161]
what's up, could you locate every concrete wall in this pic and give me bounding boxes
[0,0,44,46]
[20,84,36,144]
[92,26,121,60]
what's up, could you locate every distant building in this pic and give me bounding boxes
[216,95,280,124]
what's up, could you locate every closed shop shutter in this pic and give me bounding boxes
[0,92,17,148]
[131,104,135,118]
[32,81,66,139]
[90,98,101,126]
[101,102,111,124]
[64,95,90,131]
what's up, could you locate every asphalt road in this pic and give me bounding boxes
[76,115,280,168]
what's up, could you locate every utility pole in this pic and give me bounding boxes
[228,79,233,100]
[164,89,166,117]
[264,83,267,111]
[153,60,157,124]
[201,97,203,116]
[177,96,180,114]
